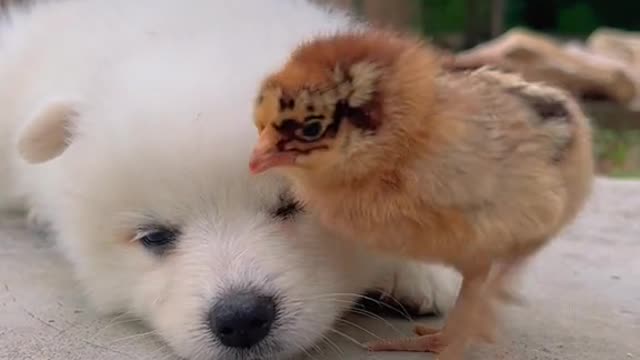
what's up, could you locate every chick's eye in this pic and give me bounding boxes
[297,121,324,141]
[135,225,180,255]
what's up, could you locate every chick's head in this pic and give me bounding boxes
[249,32,417,178]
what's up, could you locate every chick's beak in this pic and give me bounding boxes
[249,129,297,174]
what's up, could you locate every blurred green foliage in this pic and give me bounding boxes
[594,129,640,178]
[419,0,639,37]
[556,3,600,34]
[512,0,640,34]
[419,0,466,34]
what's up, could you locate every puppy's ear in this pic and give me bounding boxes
[16,98,80,164]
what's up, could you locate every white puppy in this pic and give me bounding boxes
[0,0,458,359]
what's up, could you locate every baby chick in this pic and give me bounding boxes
[249,30,594,359]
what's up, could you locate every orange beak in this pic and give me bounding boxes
[249,128,297,174]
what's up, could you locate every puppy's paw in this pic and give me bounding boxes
[364,262,461,318]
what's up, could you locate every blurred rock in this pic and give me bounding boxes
[449,28,640,111]
[588,28,640,69]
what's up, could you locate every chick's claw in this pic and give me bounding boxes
[414,324,440,336]
[367,331,449,354]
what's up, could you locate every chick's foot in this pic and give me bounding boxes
[367,327,448,354]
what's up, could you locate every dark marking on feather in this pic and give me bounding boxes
[274,119,299,136]
[509,88,578,164]
[326,100,378,137]
[529,99,569,120]
[279,97,295,111]
[509,89,570,123]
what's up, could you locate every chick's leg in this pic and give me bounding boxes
[367,266,491,359]
[490,256,530,306]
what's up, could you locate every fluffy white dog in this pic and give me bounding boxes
[0,0,458,359]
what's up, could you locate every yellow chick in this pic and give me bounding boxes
[248,30,594,359]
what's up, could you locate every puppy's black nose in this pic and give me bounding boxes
[209,290,277,349]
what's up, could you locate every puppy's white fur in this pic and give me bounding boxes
[0,0,458,359]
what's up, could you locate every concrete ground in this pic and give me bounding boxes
[0,178,638,360]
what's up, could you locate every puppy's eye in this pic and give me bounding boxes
[135,225,180,255]
[272,192,303,220]
[296,120,324,141]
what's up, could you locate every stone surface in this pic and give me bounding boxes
[451,28,640,111]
